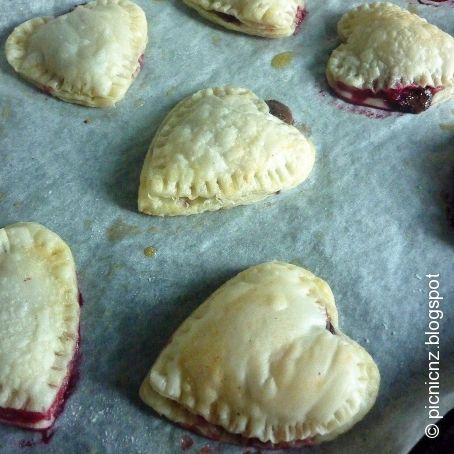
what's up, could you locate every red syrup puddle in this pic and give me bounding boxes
[18,429,55,448]
[1,291,84,448]
[180,434,194,450]
[318,86,395,119]
[294,6,307,34]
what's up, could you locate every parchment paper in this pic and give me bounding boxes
[0,0,453,453]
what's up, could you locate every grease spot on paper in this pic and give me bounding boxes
[107,218,141,241]
[271,52,295,69]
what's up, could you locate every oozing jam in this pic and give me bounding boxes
[332,81,443,114]
[265,100,294,125]
[294,6,307,33]
[180,434,194,450]
[0,291,83,430]
[181,414,315,449]
[41,85,53,96]
[215,12,241,25]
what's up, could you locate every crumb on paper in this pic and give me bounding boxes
[166,87,177,97]
[211,34,221,45]
[144,246,157,257]
[134,99,145,108]
[0,192,5,203]
[147,226,159,233]
[106,218,141,241]
[106,263,125,279]
[84,219,94,229]
[13,201,22,208]
[83,118,90,124]
[1,106,11,119]
[271,52,295,69]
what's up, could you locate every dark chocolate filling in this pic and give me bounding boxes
[265,100,294,125]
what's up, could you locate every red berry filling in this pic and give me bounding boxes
[181,413,316,449]
[132,54,145,78]
[0,292,82,430]
[333,81,443,114]
[294,6,307,33]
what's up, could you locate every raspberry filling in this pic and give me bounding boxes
[181,414,316,449]
[265,100,294,125]
[294,6,307,33]
[0,292,82,430]
[332,81,444,114]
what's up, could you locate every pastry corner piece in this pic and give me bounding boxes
[183,0,306,38]
[0,222,81,430]
[140,262,380,448]
[5,0,147,107]
[326,2,454,113]
[138,86,315,216]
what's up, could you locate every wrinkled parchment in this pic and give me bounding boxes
[0,0,453,452]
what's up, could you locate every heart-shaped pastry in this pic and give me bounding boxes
[183,0,306,38]
[326,2,454,113]
[138,86,315,216]
[5,0,147,107]
[0,223,81,430]
[140,262,380,447]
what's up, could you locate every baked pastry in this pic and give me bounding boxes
[0,223,81,430]
[182,0,306,38]
[326,3,454,113]
[138,86,315,216]
[5,0,147,107]
[140,262,380,448]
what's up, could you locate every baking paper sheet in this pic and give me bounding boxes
[0,0,453,452]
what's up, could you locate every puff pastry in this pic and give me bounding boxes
[183,0,306,38]
[5,0,147,107]
[140,262,380,447]
[0,223,80,430]
[138,87,315,216]
[326,3,454,113]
